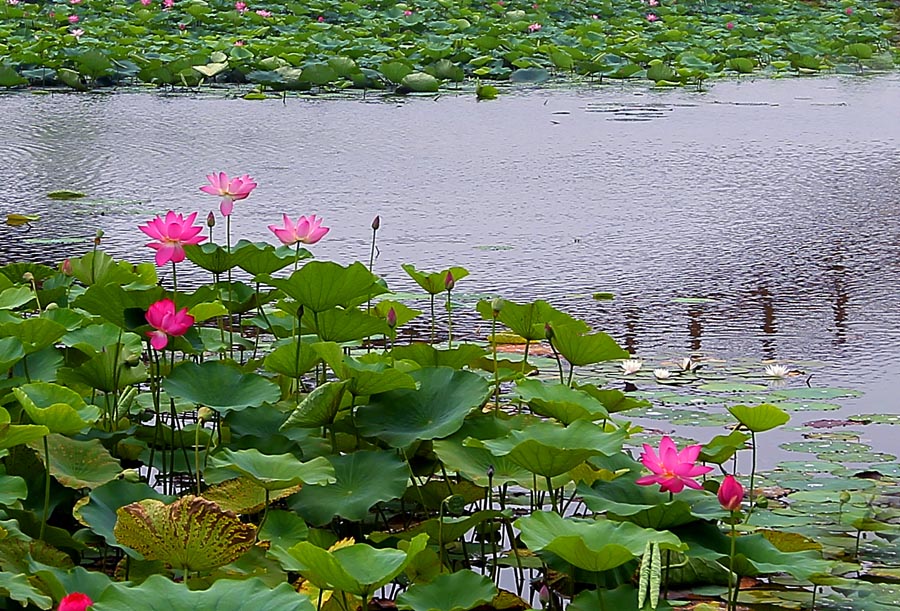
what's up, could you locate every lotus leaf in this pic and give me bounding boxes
[304,306,390,342]
[0,318,66,354]
[183,243,235,274]
[396,570,498,611]
[114,496,257,571]
[0,571,52,609]
[516,379,609,424]
[203,478,302,515]
[0,286,34,311]
[517,511,685,572]
[28,434,121,490]
[390,343,486,369]
[402,264,469,295]
[290,450,408,525]
[0,337,25,371]
[728,403,790,433]
[281,380,350,429]
[676,521,832,581]
[0,423,49,451]
[578,477,723,529]
[58,348,147,393]
[551,325,629,366]
[14,382,100,435]
[208,448,336,491]
[473,420,627,478]
[72,284,164,329]
[276,533,428,600]
[163,361,280,413]
[476,298,587,341]
[263,338,322,379]
[356,367,491,447]
[91,575,313,611]
[257,510,309,549]
[0,475,27,506]
[262,262,381,312]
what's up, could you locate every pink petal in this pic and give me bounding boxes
[148,330,169,350]
[220,200,234,216]
[155,244,177,266]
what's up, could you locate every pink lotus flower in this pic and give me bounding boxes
[140,0,152,5]
[527,22,541,32]
[845,7,853,15]
[178,22,186,29]
[163,0,173,8]
[718,475,743,511]
[267,214,329,246]
[200,172,257,217]
[317,14,324,21]
[403,9,412,15]
[145,298,194,350]
[59,593,93,611]
[70,27,84,38]
[444,271,455,291]
[234,40,244,46]
[8,0,20,5]
[636,436,713,494]
[68,14,79,23]
[234,1,246,11]
[69,0,81,4]
[646,13,658,22]
[139,211,206,266]
[255,9,271,16]
[726,21,734,29]
[386,307,397,329]
[647,0,658,6]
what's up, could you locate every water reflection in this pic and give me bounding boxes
[2,75,900,391]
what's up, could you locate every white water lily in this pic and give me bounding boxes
[679,357,696,372]
[653,368,672,380]
[764,364,791,378]
[621,359,643,375]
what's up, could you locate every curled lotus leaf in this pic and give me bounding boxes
[113,495,257,572]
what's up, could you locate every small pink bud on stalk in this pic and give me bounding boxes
[61,259,73,275]
[386,307,397,329]
[444,271,455,292]
[206,211,216,227]
[544,323,554,341]
[371,215,380,231]
[94,229,104,246]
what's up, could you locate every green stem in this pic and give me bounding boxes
[491,316,500,410]
[259,489,271,531]
[747,431,758,522]
[194,418,202,495]
[430,294,436,343]
[446,289,452,348]
[549,339,564,384]
[727,515,737,611]
[226,216,234,359]
[40,435,50,541]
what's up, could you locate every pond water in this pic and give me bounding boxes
[3,74,900,464]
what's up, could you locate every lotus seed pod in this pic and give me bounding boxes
[490,298,503,315]
[839,491,852,504]
[198,406,215,422]
[120,469,141,483]
[44,302,59,311]
[22,272,34,282]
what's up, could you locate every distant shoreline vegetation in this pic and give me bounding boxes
[0,0,897,94]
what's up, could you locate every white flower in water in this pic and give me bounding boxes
[621,359,643,375]
[764,364,791,378]
[653,368,672,380]
[679,357,695,371]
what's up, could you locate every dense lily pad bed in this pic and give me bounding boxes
[0,0,898,92]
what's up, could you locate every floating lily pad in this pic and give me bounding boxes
[47,190,86,200]
[772,387,863,400]
[698,382,768,393]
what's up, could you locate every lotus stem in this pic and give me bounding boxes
[747,431,758,522]
[491,316,500,410]
[727,515,737,611]
[430,294,436,343]
[549,337,564,385]
[40,435,50,541]
[194,418,202,495]
[259,489,271,531]
[446,288,453,349]
[226,216,234,359]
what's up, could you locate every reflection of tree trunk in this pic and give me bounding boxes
[750,283,777,360]
[687,305,702,352]
[826,248,849,346]
[623,306,640,354]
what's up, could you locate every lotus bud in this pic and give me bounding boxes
[486,464,495,479]
[198,406,215,423]
[538,584,550,605]
[544,323,554,341]
[206,211,216,227]
[444,271,455,291]
[44,302,59,312]
[22,272,34,282]
[491,297,503,316]
[119,469,141,483]
[58,592,94,611]
[839,491,852,504]
[61,258,73,275]
[717,475,743,511]
[296,304,305,320]
[754,494,768,509]
[371,215,380,231]
[94,229,104,245]
[386,306,397,329]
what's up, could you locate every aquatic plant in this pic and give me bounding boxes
[0,172,897,611]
